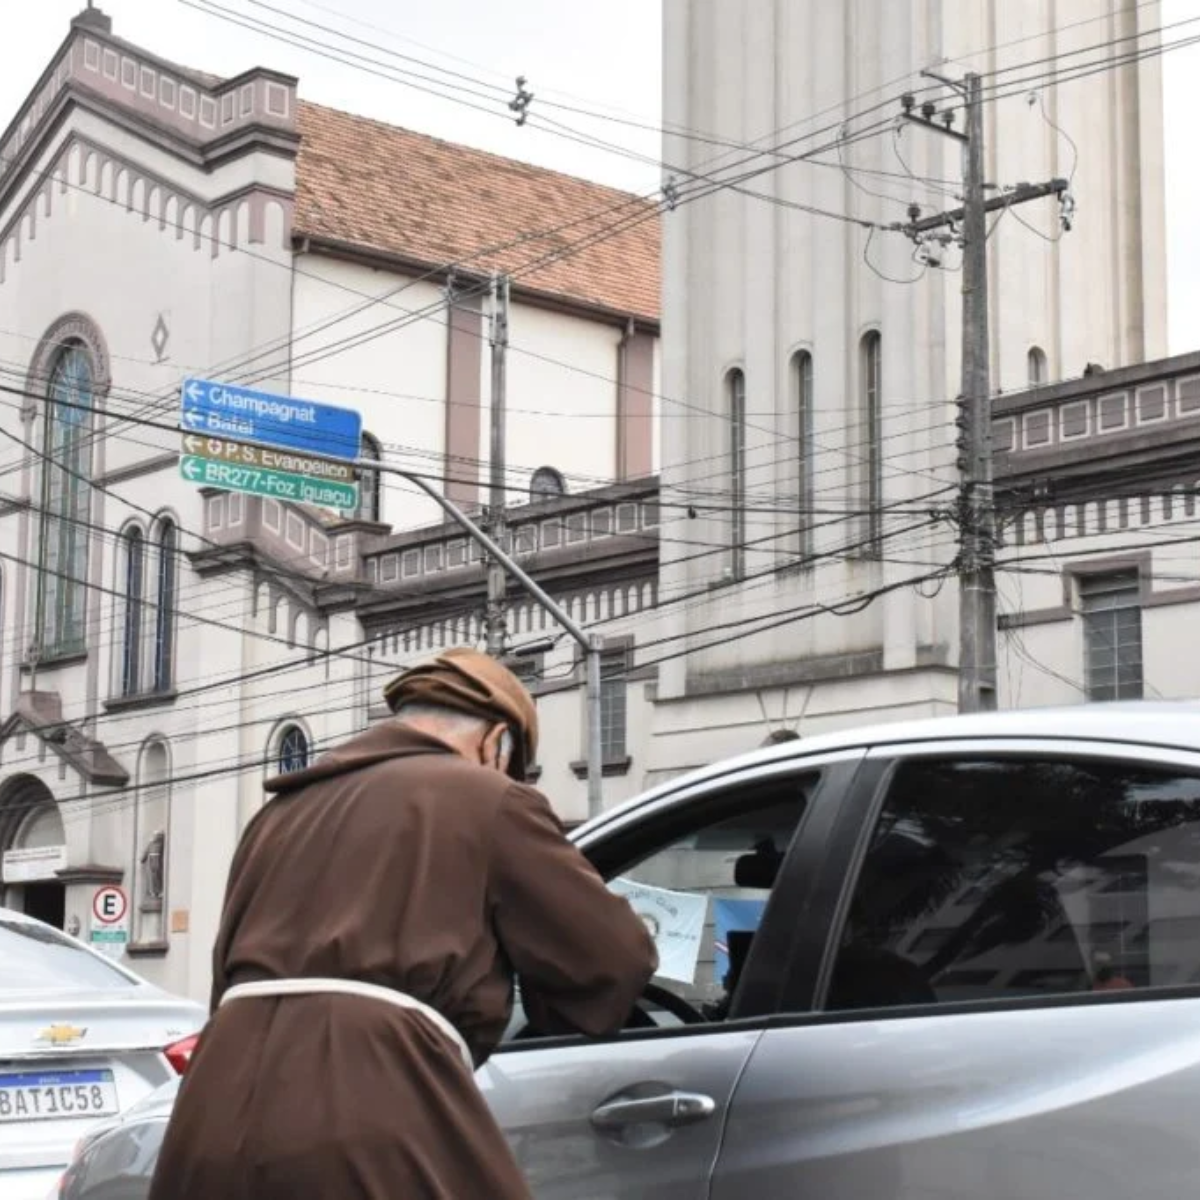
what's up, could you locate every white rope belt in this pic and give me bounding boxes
[220,977,474,1073]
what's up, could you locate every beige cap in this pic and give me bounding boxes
[383,648,538,781]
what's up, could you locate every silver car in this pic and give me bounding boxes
[0,908,204,1200]
[58,703,1200,1198]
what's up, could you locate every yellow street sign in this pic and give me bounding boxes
[178,434,356,485]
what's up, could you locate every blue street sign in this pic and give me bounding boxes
[178,378,362,462]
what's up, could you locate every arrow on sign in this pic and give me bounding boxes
[183,435,203,453]
[182,459,201,480]
[185,381,205,404]
[182,410,205,428]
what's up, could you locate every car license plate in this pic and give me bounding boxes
[0,1069,118,1122]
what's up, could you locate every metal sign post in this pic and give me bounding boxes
[369,461,606,821]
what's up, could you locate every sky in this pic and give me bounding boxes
[1,0,1197,353]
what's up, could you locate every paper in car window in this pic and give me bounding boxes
[609,878,708,984]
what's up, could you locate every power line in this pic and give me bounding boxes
[0,381,953,733]
[0,559,955,828]
[0,376,960,530]
[5,533,954,769]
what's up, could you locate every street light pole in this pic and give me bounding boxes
[369,458,605,820]
[486,274,510,656]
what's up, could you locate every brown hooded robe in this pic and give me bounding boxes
[148,724,657,1199]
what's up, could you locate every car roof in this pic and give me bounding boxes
[0,905,41,924]
[0,903,149,988]
[581,700,1200,837]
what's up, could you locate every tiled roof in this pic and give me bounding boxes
[294,102,660,323]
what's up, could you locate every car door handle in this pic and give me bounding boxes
[590,1090,716,1130]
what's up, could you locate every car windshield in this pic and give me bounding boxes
[0,917,137,992]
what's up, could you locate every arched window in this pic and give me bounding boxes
[792,351,815,559]
[727,368,747,580]
[120,528,144,697]
[153,520,177,692]
[860,332,883,556]
[356,433,382,523]
[1028,345,1048,386]
[277,724,310,774]
[36,344,94,657]
[530,466,567,502]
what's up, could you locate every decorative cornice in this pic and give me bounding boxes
[0,130,294,287]
[56,864,124,885]
[0,692,130,785]
[1005,482,1200,550]
[0,22,297,202]
[995,352,1200,469]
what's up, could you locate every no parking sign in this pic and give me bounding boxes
[89,886,129,961]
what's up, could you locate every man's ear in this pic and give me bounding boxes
[481,722,506,768]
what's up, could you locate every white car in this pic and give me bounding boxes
[0,907,204,1200]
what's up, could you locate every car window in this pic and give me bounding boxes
[0,917,138,992]
[605,779,811,1020]
[500,774,814,1042]
[826,755,1200,1012]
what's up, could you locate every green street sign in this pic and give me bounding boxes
[179,453,358,511]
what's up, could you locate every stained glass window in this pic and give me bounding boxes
[37,345,94,657]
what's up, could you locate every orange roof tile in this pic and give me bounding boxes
[294,102,660,323]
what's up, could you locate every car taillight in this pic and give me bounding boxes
[165,1033,199,1074]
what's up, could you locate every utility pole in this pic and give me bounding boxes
[958,73,994,716]
[900,72,1071,714]
[485,274,510,657]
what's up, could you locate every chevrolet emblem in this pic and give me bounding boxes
[35,1024,87,1046]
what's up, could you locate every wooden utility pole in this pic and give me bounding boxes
[958,73,995,715]
[901,73,1069,713]
[485,274,510,657]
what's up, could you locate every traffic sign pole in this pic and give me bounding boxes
[363,457,605,820]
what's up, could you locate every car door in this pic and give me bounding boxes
[711,737,1200,1200]
[478,751,864,1199]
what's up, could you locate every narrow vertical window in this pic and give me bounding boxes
[121,529,144,697]
[36,344,94,657]
[1028,346,1048,386]
[793,351,814,560]
[861,332,883,556]
[153,521,177,692]
[600,647,629,763]
[1080,571,1143,701]
[728,368,746,580]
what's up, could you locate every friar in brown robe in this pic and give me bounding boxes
[149,648,657,1199]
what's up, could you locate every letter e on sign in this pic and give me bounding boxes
[92,886,128,925]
